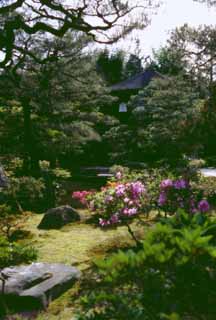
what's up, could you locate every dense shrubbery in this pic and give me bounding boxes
[0,204,24,240]
[73,167,211,223]
[0,173,46,212]
[0,204,37,268]
[194,176,216,207]
[157,178,210,215]
[73,165,216,320]
[128,77,203,162]
[0,159,73,212]
[77,210,216,320]
[0,235,37,269]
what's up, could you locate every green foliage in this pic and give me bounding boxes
[129,76,204,161]
[0,204,20,240]
[188,158,206,169]
[102,124,133,163]
[109,165,130,177]
[77,217,216,319]
[96,49,125,85]
[0,102,23,158]
[0,204,33,242]
[168,24,216,85]
[193,176,216,207]
[0,32,118,172]
[151,46,187,76]
[0,235,37,269]
[52,168,71,179]
[124,53,143,78]
[1,176,46,212]
[160,208,216,233]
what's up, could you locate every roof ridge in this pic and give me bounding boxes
[110,69,163,91]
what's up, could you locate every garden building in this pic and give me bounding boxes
[104,68,163,121]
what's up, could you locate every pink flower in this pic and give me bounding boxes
[124,197,130,203]
[110,214,120,224]
[105,195,114,203]
[173,179,188,189]
[123,207,129,215]
[127,208,137,216]
[198,200,210,213]
[115,184,126,197]
[130,181,145,197]
[122,207,137,217]
[72,190,92,205]
[160,179,173,189]
[115,171,122,180]
[158,192,167,206]
[99,218,110,227]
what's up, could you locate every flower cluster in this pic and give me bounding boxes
[158,178,210,214]
[72,190,94,206]
[87,181,146,227]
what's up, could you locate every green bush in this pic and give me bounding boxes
[0,235,37,269]
[0,204,20,240]
[193,176,216,207]
[77,214,216,320]
[0,204,32,241]
[1,176,46,212]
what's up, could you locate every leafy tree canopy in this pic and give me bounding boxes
[124,53,143,78]
[128,76,204,160]
[168,24,216,84]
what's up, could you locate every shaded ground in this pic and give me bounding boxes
[9,210,149,320]
[23,211,146,270]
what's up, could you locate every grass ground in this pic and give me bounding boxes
[11,210,149,320]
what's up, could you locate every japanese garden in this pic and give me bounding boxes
[1,0,216,319]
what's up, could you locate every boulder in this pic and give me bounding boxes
[0,262,81,310]
[38,205,80,229]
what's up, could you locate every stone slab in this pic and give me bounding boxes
[0,262,81,310]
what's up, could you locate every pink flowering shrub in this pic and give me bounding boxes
[81,181,147,228]
[72,190,95,207]
[158,178,210,215]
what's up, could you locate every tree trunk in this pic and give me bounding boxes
[21,97,40,175]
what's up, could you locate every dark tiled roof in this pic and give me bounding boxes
[110,69,163,91]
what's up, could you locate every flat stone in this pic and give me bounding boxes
[0,262,81,310]
[38,205,80,229]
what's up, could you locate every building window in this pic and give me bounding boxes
[119,102,127,112]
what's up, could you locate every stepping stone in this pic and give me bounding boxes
[0,262,81,310]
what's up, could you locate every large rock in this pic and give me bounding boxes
[38,205,80,229]
[0,262,81,310]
